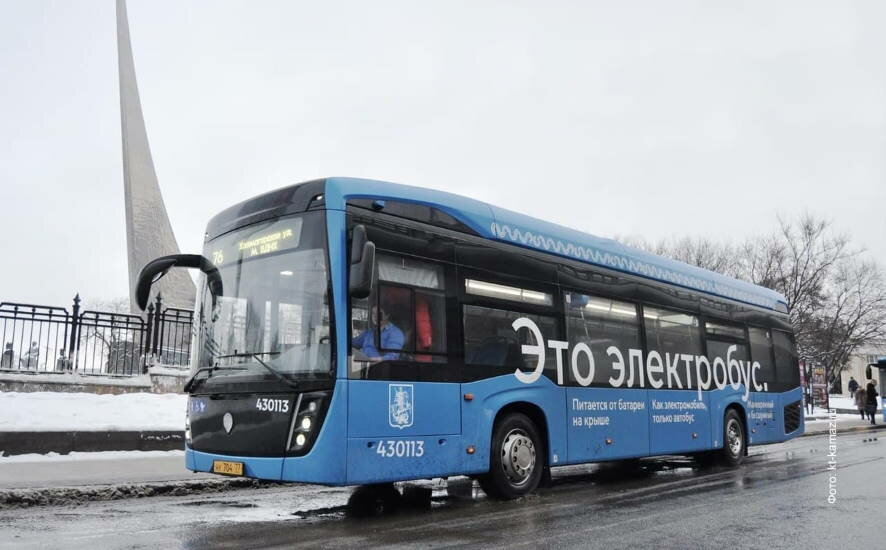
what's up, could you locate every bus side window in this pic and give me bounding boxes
[704,321,749,384]
[772,330,800,387]
[463,305,559,375]
[643,306,703,388]
[748,327,776,390]
[564,292,639,386]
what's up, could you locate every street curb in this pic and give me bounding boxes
[800,424,886,438]
[0,431,184,456]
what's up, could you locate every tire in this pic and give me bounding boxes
[479,413,544,500]
[346,484,401,517]
[718,409,745,467]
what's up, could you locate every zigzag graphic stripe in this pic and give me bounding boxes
[489,222,771,308]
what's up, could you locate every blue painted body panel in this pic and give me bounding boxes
[323,177,787,311]
[326,209,349,380]
[647,390,711,454]
[460,375,567,473]
[566,387,650,461]
[347,380,461,437]
[186,382,805,486]
[346,436,464,484]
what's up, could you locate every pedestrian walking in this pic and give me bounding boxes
[848,377,859,395]
[865,379,879,425]
[855,386,867,420]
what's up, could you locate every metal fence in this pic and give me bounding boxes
[0,294,194,377]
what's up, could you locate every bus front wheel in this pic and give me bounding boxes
[479,413,544,500]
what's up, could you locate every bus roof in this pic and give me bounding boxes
[323,177,787,312]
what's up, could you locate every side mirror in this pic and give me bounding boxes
[349,225,376,299]
[135,254,223,311]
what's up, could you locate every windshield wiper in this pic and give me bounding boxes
[183,364,248,393]
[209,352,299,390]
[250,353,299,390]
[191,352,298,390]
[215,351,281,360]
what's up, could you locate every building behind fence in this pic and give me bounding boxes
[0,294,193,377]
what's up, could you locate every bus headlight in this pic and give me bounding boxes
[185,413,192,446]
[287,391,330,455]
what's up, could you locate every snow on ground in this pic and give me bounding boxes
[0,450,184,463]
[803,396,870,417]
[827,396,857,409]
[0,392,187,432]
[805,413,870,423]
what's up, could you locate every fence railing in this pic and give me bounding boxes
[0,294,194,377]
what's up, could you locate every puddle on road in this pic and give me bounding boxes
[178,500,258,508]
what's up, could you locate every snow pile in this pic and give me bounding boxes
[0,392,187,432]
[0,475,276,509]
[0,450,184,463]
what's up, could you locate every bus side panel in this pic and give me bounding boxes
[776,386,804,441]
[566,388,649,463]
[785,386,805,438]
[280,379,349,485]
[746,391,780,445]
[346,380,461,437]
[647,389,711,455]
[345,379,463,484]
[461,375,566,475]
[346,436,465,484]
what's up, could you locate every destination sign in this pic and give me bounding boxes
[208,218,303,267]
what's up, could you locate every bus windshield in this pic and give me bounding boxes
[193,211,332,380]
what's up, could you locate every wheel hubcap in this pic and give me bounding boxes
[726,419,742,456]
[501,429,536,485]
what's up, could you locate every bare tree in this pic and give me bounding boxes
[806,259,886,390]
[752,214,853,348]
[77,297,141,374]
[616,213,886,400]
[618,235,744,278]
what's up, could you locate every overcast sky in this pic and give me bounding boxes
[1,0,884,308]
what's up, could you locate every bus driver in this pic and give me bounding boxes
[352,306,404,363]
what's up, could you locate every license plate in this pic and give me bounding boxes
[212,460,244,476]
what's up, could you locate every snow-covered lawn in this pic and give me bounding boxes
[0,392,187,432]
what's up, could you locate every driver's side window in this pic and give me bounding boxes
[350,254,447,378]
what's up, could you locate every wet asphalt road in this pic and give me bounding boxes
[1,430,883,549]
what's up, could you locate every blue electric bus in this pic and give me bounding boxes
[136,177,804,499]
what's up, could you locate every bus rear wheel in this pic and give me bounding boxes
[718,409,745,466]
[479,413,544,500]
